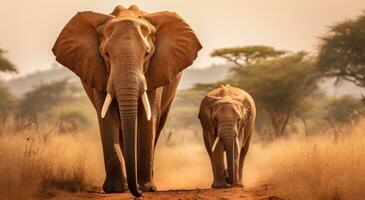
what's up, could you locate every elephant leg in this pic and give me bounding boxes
[210,147,229,188]
[81,83,127,192]
[137,115,157,192]
[98,101,128,193]
[203,134,228,188]
[238,134,252,187]
[137,90,161,192]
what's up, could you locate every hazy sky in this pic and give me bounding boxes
[1,0,365,79]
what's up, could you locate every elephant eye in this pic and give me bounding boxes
[105,52,110,58]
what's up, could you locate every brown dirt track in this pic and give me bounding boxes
[49,185,281,200]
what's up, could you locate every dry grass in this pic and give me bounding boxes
[0,128,259,199]
[0,132,104,199]
[1,121,364,200]
[258,120,365,200]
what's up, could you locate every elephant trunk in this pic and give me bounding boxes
[112,68,147,197]
[117,89,141,197]
[222,136,239,185]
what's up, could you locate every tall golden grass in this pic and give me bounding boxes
[260,120,365,200]
[0,120,364,200]
[0,132,104,199]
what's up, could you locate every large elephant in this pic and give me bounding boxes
[52,5,201,197]
[198,84,256,188]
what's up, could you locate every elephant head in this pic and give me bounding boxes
[52,5,201,196]
[199,89,252,186]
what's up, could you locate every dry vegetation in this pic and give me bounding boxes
[260,120,365,200]
[0,120,364,200]
[0,131,104,199]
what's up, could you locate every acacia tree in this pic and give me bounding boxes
[0,85,16,133]
[318,12,365,89]
[0,48,17,133]
[234,52,319,137]
[15,79,78,132]
[0,49,17,74]
[211,45,286,66]
[325,95,364,124]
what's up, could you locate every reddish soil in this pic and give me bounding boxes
[49,185,282,200]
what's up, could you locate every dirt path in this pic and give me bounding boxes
[50,185,281,200]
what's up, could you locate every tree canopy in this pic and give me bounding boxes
[17,79,78,117]
[0,84,15,111]
[0,49,17,74]
[325,95,364,124]
[318,12,365,88]
[231,52,320,136]
[211,45,286,66]
[0,48,17,132]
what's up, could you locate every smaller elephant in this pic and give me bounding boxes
[198,84,256,188]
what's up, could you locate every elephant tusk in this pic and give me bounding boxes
[101,93,113,118]
[141,91,151,121]
[211,137,220,152]
[236,136,241,152]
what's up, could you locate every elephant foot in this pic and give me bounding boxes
[211,181,230,189]
[103,177,128,193]
[140,180,157,192]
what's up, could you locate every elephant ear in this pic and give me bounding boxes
[52,11,113,92]
[198,96,218,137]
[233,94,251,120]
[143,11,202,89]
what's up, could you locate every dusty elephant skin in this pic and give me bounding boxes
[198,84,256,188]
[52,5,202,197]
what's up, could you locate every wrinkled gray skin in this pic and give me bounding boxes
[52,5,201,197]
[198,85,256,188]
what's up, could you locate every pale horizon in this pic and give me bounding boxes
[1,0,365,79]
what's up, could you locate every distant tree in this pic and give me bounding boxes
[318,12,365,88]
[193,46,287,93]
[0,49,17,74]
[192,82,220,92]
[325,96,364,124]
[236,52,319,137]
[211,45,286,66]
[15,79,78,131]
[291,90,329,137]
[0,48,17,133]
[0,83,16,133]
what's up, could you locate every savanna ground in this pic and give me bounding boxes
[1,119,365,200]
